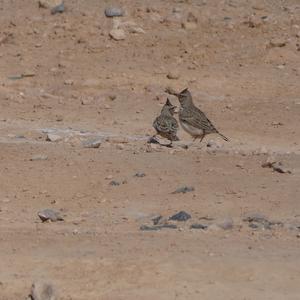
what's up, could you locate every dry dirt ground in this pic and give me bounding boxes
[0,0,300,299]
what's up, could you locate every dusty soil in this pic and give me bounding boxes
[0,0,300,299]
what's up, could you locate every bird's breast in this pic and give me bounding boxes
[180,120,204,137]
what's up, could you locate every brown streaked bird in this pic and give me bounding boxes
[175,88,229,142]
[152,98,179,146]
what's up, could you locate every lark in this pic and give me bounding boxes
[152,98,179,146]
[175,88,228,142]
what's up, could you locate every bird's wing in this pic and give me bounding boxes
[154,116,178,134]
[180,108,217,133]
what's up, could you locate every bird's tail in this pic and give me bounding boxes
[217,132,229,142]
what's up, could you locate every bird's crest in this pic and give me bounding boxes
[179,88,189,95]
[166,98,172,106]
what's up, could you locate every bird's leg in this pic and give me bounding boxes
[195,134,206,150]
[199,132,206,143]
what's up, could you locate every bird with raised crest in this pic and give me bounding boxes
[175,88,229,143]
[152,98,179,147]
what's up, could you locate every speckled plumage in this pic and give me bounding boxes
[153,99,179,143]
[177,88,228,142]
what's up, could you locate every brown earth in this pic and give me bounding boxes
[0,0,300,299]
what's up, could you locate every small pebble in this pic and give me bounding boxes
[30,155,48,161]
[109,29,126,41]
[261,155,277,168]
[206,140,223,150]
[82,139,101,149]
[1,198,10,203]
[181,21,197,30]
[152,215,163,225]
[140,224,177,231]
[167,70,180,80]
[173,7,181,13]
[110,180,120,186]
[272,162,292,174]
[81,98,93,105]
[187,12,197,23]
[38,0,61,9]
[268,38,286,48]
[172,186,195,194]
[134,172,145,178]
[169,211,191,221]
[22,71,35,77]
[55,115,63,122]
[105,7,124,17]
[116,144,124,150]
[140,225,161,231]
[46,134,62,142]
[243,212,272,229]
[51,2,64,14]
[108,94,117,101]
[38,209,64,222]
[262,158,291,174]
[129,27,145,34]
[190,223,208,230]
[64,79,74,85]
[243,212,268,223]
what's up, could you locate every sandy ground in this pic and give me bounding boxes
[0,0,300,299]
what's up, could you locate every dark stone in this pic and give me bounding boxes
[172,186,195,194]
[51,2,64,14]
[243,213,268,223]
[152,215,163,225]
[169,211,191,221]
[243,213,275,230]
[105,7,124,17]
[161,224,177,229]
[110,180,120,186]
[140,225,161,231]
[190,223,208,229]
[272,162,292,174]
[134,172,146,178]
[140,224,177,231]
